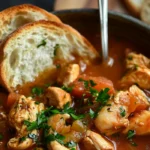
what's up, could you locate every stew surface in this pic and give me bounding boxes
[0,34,150,150]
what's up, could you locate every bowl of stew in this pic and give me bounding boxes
[1,9,150,150]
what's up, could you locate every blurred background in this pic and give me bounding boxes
[0,0,128,14]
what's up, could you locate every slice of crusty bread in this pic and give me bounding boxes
[124,0,144,17]
[0,4,61,41]
[0,20,99,92]
[141,0,150,24]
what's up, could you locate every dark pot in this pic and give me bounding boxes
[53,9,150,56]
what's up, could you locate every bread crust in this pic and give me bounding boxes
[123,0,143,17]
[0,4,61,41]
[0,20,99,92]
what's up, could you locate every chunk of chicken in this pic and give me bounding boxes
[126,52,150,69]
[94,97,129,136]
[83,130,114,150]
[94,85,149,135]
[49,141,70,150]
[57,64,80,86]
[120,66,150,89]
[128,85,149,112]
[123,110,150,135]
[45,87,72,109]
[8,95,44,149]
[120,52,150,89]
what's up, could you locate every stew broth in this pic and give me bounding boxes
[0,34,149,150]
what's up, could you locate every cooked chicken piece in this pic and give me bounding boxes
[95,85,149,135]
[49,141,70,150]
[126,52,150,69]
[128,85,149,112]
[120,66,150,89]
[95,100,129,135]
[8,130,38,150]
[123,110,150,135]
[83,130,114,150]
[120,52,150,89]
[45,87,72,109]
[57,64,80,86]
[8,95,44,149]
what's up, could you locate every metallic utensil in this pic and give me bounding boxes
[98,0,109,62]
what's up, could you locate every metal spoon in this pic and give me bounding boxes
[98,0,109,62]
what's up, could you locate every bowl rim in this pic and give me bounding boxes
[52,9,150,30]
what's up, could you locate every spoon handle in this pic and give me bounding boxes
[99,0,108,61]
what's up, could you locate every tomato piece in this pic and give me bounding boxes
[71,75,115,98]
[6,93,20,109]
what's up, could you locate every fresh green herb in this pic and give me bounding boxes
[89,88,99,97]
[32,87,44,96]
[54,44,60,56]
[78,78,89,89]
[24,120,38,131]
[119,107,126,117]
[65,141,76,148]
[35,101,40,105]
[70,113,85,120]
[89,108,97,118]
[134,64,138,70]
[61,86,73,93]
[89,80,97,87]
[127,55,133,60]
[70,148,76,150]
[19,136,26,143]
[45,132,65,144]
[37,39,46,48]
[127,130,136,139]
[95,88,110,104]
[28,133,38,142]
[56,64,61,69]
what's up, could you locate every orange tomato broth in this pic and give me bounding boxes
[0,34,149,149]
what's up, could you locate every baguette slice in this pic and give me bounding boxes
[0,20,99,92]
[141,0,150,24]
[0,4,61,41]
[124,0,144,17]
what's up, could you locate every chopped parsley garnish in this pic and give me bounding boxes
[65,141,76,148]
[127,130,136,139]
[45,132,65,145]
[54,44,60,56]
[61,86,73,93]
[89,80,97,87]
[24,120,38,131]
[19,136,26,143]
[78,78,89,88]
[37,39,46,48]
[89,108,97,118]
[95,88,110,104]
[78,78,97,89]
[70,113,85,120]
[119,107,126,117]
[32,87,44,96]
[35,101,40,105]
[134,64,138,70]
[127,130,137,147]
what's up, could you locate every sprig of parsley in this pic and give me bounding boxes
[37,39,46,48]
